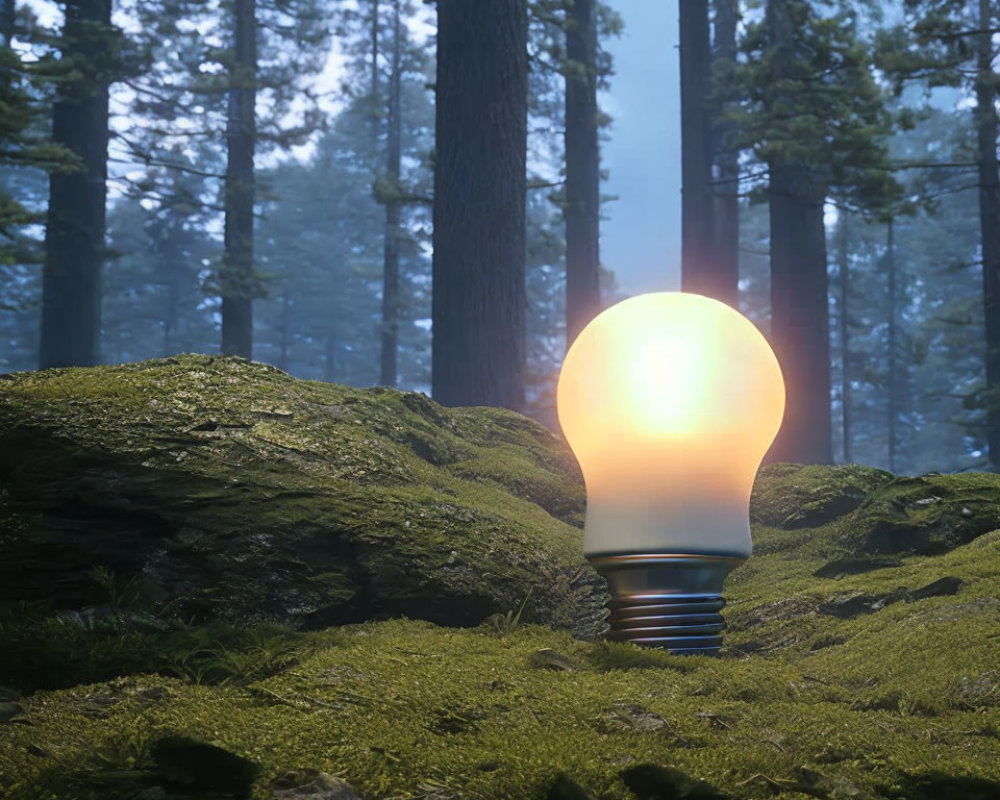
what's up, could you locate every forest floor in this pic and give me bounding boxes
[0,357,998,799]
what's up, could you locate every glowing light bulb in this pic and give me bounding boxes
[556,292,785,654]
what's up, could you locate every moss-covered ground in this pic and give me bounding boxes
[1,359,999,798]
[2,526,998,800]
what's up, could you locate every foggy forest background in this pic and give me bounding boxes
[0,0,995,477]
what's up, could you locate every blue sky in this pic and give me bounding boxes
[600,0,681,295]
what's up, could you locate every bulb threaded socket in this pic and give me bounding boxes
[588,553,745,655]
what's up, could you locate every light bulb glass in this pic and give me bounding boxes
[557,292,785,558]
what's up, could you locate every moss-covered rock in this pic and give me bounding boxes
[0,356,598,633]
[750,463,894,528]
[838,473,1000,555]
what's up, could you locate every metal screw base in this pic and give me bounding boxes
[588,553,746,655]
[606,595,726,653]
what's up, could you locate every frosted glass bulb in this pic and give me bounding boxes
[556,292,785,653]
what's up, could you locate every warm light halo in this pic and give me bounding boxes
[556,291,786,558]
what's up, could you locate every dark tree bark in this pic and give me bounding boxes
[564,0,601,345]
[976,0,1000,468]
[709,0,739,308]
[380,0,402,387]
[220,0,257,359]
[886,220,898,473]
[764,0,832,465]
[679,0,716,299]
[766,164,832,464]
[432,0,527,410]
[39,0,112,369]
[837,211,852,464]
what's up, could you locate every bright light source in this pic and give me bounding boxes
[556,292,786,653]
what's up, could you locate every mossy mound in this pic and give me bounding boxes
[2,582,998,800]
[750,463,894,529]
[840,473,1000,555]
[0,355,598,633]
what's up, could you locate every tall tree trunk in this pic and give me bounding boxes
[380,0,402,387]
[886,220,898,473]
[976,0,1000,469]
[432,0,527,410]
[679,0,716,299]
[220,0,256,359]
[764,0,832,464]
[39,0,111,369]
[564,0,601,345]
[710,0,739,308]
[838,210,852,464]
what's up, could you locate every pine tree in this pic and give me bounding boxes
[118,0,330,361]
[39,0,117,368]
[0,2,73,275]
[337,0,434,389]
[729,0,899,464]
[103,149,218,363]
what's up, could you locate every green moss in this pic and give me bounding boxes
[3,358,1000,797]
[836,473,1000,555]
[750,463,894,529]
[2,596,998,799]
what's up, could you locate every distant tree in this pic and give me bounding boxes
[709,0,739,307]
[835,209,852,463]
[730,0,899,464]
[39,0,117,368]
[432,0,527,410]
[103,150,217,363]
[0,4,60,369]
[220,0,257,359]
[679,0,719,302]
[254,123,384,385]
[379,0,403,386]
[252,60,434,391]
[563,0,601,344]
[333,0,434,389]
